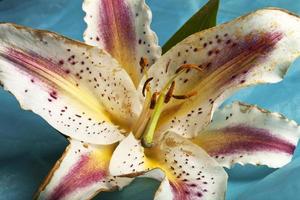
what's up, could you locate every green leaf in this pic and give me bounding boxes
[162,0,220,54]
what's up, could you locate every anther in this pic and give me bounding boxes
[139,57,149,73]
[150,92,160,109]
[142,77,154,97]
[175,64,203,74]
[164,81,175,103]
[172,91,197,100]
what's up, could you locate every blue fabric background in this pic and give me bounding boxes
[1,0,300,199]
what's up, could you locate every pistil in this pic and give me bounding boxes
[139,64,202,148]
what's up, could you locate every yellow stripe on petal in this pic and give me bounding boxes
[144,150,178,183]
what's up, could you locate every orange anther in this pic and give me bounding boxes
[142,77,153,97]
[164,81,175,103]
[175,64,203,74]
[172,91,198,100]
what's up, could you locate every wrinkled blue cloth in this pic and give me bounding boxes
[1,0,300,199]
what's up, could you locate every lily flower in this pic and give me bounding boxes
[1,0,300,199]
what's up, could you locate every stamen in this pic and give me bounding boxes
[172,91,198,99]
[142,77,154,97]
[175,64,203,74]
[164,81,175,103]
[150,92,160,109]
[139,57,149,73]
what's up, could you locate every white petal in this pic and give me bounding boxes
[37,139,131,200]
[109,132,228,200]
[0,23,142,144]
[83,0,161,86]
[194,102,300,168]
[138,8,300,139]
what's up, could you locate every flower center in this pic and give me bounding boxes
[133,62,202,148]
